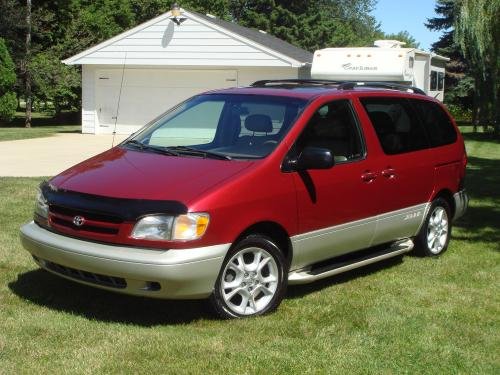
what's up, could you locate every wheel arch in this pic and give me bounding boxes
[233,221,293,268]
[432,189,455,217]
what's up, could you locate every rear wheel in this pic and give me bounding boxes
[210,235,287,318]
[415,198,452,256]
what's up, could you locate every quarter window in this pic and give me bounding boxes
[361,98,429,155]
[295,100,364,163]
[410,99,457,147]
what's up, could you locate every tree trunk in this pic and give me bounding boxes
[472,77,480,132]
[24,0,32,128]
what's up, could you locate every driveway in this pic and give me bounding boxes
[0,133,128,177]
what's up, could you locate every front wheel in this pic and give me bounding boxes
[210,235,287,318]
[415,198,452,256]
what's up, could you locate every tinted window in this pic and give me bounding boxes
[361,98,429,155]
[295,100,364,163]
[410,99,457,147]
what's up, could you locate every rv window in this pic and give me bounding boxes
[360,97,429,155]
[430,71,438,91]
[410,99,457,147]
[409,57,414,69]
[438,72,445,91]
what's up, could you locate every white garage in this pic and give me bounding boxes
[63,8,312,135]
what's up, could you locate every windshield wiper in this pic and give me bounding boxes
[167,146,232,160]
[124,140,179,156]
[124,139,146,149]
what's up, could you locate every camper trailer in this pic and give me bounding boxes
[311,40,449,101]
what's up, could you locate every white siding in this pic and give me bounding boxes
[71,17,293,67]
[81,65,96,134]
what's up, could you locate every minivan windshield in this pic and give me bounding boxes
[127,94,308,160]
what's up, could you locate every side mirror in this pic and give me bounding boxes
[284,147,334,171]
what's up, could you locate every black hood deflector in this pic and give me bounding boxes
[41,181,188,221]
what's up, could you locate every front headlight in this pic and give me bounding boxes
[34,188,49,220]
[131,213,210,241]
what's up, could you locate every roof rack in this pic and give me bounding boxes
[251,79,341,87]
[337,81,426,95]
[250,79,426,95]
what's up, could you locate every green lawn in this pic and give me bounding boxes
[0,113,80,142]
[0,132,498,374]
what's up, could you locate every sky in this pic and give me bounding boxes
[372,0,444,51]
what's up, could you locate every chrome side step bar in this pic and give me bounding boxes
[288,239,414,285]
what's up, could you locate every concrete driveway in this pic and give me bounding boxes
[0,133,128,177]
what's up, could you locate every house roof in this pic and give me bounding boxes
[191,11,313,64]
[63,9,312,67]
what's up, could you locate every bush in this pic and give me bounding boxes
[0,37,17,122]
[446,103,472,123]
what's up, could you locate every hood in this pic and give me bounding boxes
[50,147,254,204]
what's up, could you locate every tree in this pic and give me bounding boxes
[30,51,80,116]
[455,0,500,133]
[0,37,17,122]
[427,0,473,123]
[382,31,420,48]
[25,0,32,127]
[228,0,382,51]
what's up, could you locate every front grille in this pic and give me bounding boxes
[48,204,122,237]
[50,205,122,223]
[38,257,127,289]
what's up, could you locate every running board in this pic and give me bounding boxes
[288,239,414,285]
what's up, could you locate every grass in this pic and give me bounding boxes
[0,112,80,142]
[0,132,498,374]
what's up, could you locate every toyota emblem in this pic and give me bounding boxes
[73,216,85,227]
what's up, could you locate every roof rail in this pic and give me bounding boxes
[251,79,341,87]
[337,81,426,95]
[250,79,427,96]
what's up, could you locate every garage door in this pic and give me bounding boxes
[95,69,237,134]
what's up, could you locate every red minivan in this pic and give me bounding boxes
[20,80,468,318]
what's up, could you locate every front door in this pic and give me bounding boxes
[290,99,379,269]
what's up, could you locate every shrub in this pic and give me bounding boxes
[0,37,17,122]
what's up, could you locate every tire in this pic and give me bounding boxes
[210,234,287,319]
[415,198,452,256]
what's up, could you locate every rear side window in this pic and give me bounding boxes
[361,97,429,155]
[410,99,457,147]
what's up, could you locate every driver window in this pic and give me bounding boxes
[296,100,364,163]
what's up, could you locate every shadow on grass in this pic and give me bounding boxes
[461,131,500,145]
[1,112,80,128]
[9,257,406,323]
[287,256,403,299]
[453,153,500,250]
[9,269,214,326]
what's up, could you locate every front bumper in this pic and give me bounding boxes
[20,221,229,299]
[453,189,469,221]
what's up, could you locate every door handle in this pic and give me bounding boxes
[381,168,396,179]
[361,171,377,182]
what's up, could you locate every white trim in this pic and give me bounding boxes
[63,9,307,67]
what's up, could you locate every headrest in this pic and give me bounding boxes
[369,111,395,134]
[244,114,273,133]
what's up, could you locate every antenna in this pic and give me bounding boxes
[112,52,127,147]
